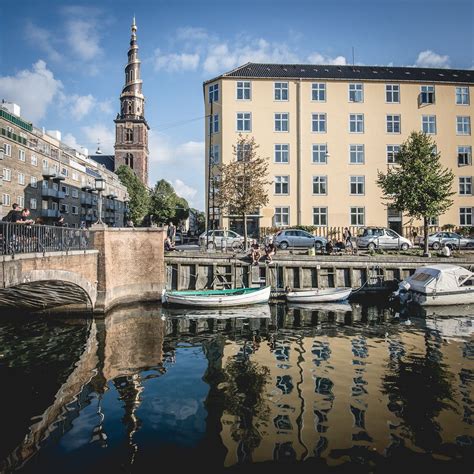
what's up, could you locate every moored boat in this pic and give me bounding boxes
[286,287,352,303]
[393,264,474,306]
[161,286,271,307]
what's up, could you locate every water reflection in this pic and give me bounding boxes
[0,301,472,472]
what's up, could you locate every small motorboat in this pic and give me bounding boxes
[161,286,271,307]
[393,264,474,306]
[285,287,352,303]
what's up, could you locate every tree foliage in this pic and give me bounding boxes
[116,165,150,225]
[215,135,272,246]
[149,179,190,225]
[377,131,454,254]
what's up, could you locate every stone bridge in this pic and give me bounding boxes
[0,228,165,314]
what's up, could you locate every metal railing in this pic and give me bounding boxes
[0,222,92,256]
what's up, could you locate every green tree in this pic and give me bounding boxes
[377,132,454,255]
[215,135,272,248]
[116,165,150,225]
[149,179,190,225]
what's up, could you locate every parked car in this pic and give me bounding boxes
[274,229,327,250]
[426,231,474,250]
[356,227,412,251]
[199,229,244,249]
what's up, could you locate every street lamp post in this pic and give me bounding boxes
[93,176,106,227]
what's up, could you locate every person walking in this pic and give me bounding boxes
[167,221,176,244]
[343,227,352,250]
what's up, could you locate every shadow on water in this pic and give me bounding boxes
[0,300,473,472]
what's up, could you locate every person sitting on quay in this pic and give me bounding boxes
[2,203,21,222]
[325,239,334,255]
[12,208,34,225]
[249,239,261,266]
[441,243,451,258]
[264,238,276,264]
[54,215,67,227]
[164,237,176,252]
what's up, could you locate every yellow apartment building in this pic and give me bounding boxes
[203,63,473,235]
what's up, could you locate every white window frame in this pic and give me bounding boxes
[274,144,289,164]
[313,207,328,226]
[274,113,289,132]
[311,83,326,102]
[211,144,220,164]
[458,146,472,166]
[386,84,400,103]
[349,114,364,133]
[457,116,471,135]
[2,194,10,206]
[387,145,400,164]
[71,188,79,198]
[312,176,327,195]
[420,85,435,104]
[350,206,365,226]
[17,196,24,208]
[72,205,79,215]
[349,144,365,164]
[2,168,11,181]
[30,176,38,188]
[274,175,289,195]
[387,114,401,133]
[30,198,37,210]
[350,176,365,195]
[274,82,289,101]
[312,144,328,164]
[209,83,219,103]
[236,112,252,132]
[3,143,11,156]
[210,114,219,133]
[460,207,473,226]
[456,86,469,105]
[422,115,436,134]
[274,206,290,227]
[312,113,327,133]
[18,172,25,185]
[236,81,251,100]
[459,177,472,195]
[31,155,37,166]
[18,149,25,162]
[349,83,364,102]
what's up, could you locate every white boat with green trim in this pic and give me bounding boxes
[161,286,271,307]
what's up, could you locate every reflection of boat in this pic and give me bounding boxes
[393,264,474,306]
[425,316,474,340]
[161,304,272,319]
[287,302,352,313]
[286,287,352,303]
[161,286,271,307]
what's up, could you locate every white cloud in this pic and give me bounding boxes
[173,179,198,205]
[81,123,115,154]
[176,27,210,42]
[64,94,114,120]
[66,19,103,61]
[307,52,347,65]
[25,22,62,63]
[0,60,62,122]
[62,132,84,152]
[154,49,200,72]
[414,50,450,68]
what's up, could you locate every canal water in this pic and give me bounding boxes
[0,302,472,473]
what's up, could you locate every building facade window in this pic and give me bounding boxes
[274,206,289,226]
[274,82,288,101]
[210,114,219,133]
[456,87,469,105]
[31,155,37,166]
[349,83,363,102]
[274,113,289,132]
[42,159,48,170]
[420,85,435,104]
[30,198,37,210]
[209,83,219,103]
[60,204,69,214]
[312,176,327,195]
[459,177,472,195]
[312,83,326,101]
[17,196,24,208]
[349,144,365,164]
[275,144,289,163]
[460,207,473,226]
[350,176,365,195]
[458,146,472,166]
[350,206,365,226]
[313,207,328,226]
[237,112,251,132]
[387,145,400,164]
[312,144,328,164]
[236,143,251,161]
[457,116,471,135]
[211,144,220,164]
[18,173,25,185]
[349,114,364,133]
[236,81,251,100]
[18,149,25,162]
[3,168,11,181]
[312,113,327,133]
[386,114,401,133]
[422,115,436,134]
[386,84,400,103]
[72,205,79,215]
[71,188,79,198]
[2,194,10,206]
[72,171,79,181]
[30,176,37,188]
[3,143,11,156]
[125,128,133,142]
[275,176,289,194]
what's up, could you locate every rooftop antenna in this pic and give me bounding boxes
[96,139,102,154]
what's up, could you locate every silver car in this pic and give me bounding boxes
[427,231,474,250]
[356,227,412,251]
[274,229,327,250]
[199,229,244,250]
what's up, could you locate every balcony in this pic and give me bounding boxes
[80,195,93,206]
[42,168,57,179]
[41,209,60,218]
[41,188,66,200]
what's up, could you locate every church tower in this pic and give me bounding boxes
[114,17,149,186]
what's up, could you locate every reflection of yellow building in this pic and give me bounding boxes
[218,310,468,467]
[204,63,473,232]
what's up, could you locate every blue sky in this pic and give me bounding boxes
[0,0,472,210]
